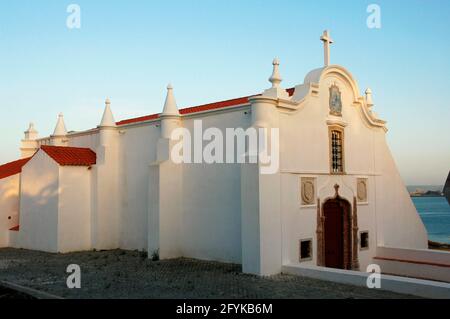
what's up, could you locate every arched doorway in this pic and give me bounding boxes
[323,197,352,269]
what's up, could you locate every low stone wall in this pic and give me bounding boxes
[375,246,450,283]
[282,263,450,299]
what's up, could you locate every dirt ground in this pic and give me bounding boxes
[0,248,416,299]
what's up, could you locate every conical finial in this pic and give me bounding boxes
[99,97,116,127]
[53,113,67,136]
[161,83,180,116]
[269,58,282,88]
[365,88,374,107]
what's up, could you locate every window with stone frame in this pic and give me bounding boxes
[330,127,345,174]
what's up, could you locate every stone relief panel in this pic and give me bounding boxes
[301,177,316,206]
[356,178,368,203]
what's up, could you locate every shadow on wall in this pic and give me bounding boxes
[21,180,59,213]
[0,179,20,232]
[19,178,59,251]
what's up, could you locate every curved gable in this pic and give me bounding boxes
[312,65,387,131]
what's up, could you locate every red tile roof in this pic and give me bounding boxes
[41,145,96,166]
[179,95,255,116]
[116,88,296,126]
[0,157,32,180]
[116,113,160,126]
[9,225,19,232]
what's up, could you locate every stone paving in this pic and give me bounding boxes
[0,248,416,299]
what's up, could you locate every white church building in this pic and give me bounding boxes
[0,31,439,278]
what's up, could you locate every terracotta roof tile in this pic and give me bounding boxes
[41,145,96,166]
[0,157,31,180]
[179,95,255,116]
[116,88,296,126]
[116,113,160,126]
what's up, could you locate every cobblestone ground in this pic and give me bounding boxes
[0,248,416,299]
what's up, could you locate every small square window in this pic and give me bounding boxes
[300,239,313,261]
[360,231,369,250]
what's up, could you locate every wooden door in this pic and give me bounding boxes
[324,200,344,269]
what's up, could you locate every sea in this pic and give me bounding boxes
[412,196,450,244]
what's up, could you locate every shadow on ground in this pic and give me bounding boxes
[0,286,35,299]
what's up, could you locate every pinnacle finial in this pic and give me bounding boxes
[365,88,374,107]
[162,83,180,116]
[269,57,282,88]
[53,113,67,136]
[24,122,38,140]
[100,97,116,127]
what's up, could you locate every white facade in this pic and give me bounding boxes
[0,32,437,277]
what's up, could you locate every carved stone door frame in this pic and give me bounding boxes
[316,184,359,270]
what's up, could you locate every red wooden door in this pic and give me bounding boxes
[324,201,344,269]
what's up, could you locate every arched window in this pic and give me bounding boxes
[329,127,345,174]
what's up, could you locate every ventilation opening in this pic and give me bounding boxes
[300,239,313,261]
[360,231,369,250]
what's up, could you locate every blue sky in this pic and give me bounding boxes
[0,0,449,185]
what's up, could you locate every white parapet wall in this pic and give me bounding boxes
[375,246,450,283]
[282,263,450,299]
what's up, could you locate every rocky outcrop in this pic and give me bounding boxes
[445,171,450,204]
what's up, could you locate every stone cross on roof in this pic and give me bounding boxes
[320,30,334,67]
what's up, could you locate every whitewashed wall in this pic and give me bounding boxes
[0,174,20,247]
[119,124,159,251]
[58,166,92,252]
[373,135,428,249]
[180,110,249,263]
[67,132,99,150]
[149,141,183,259]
